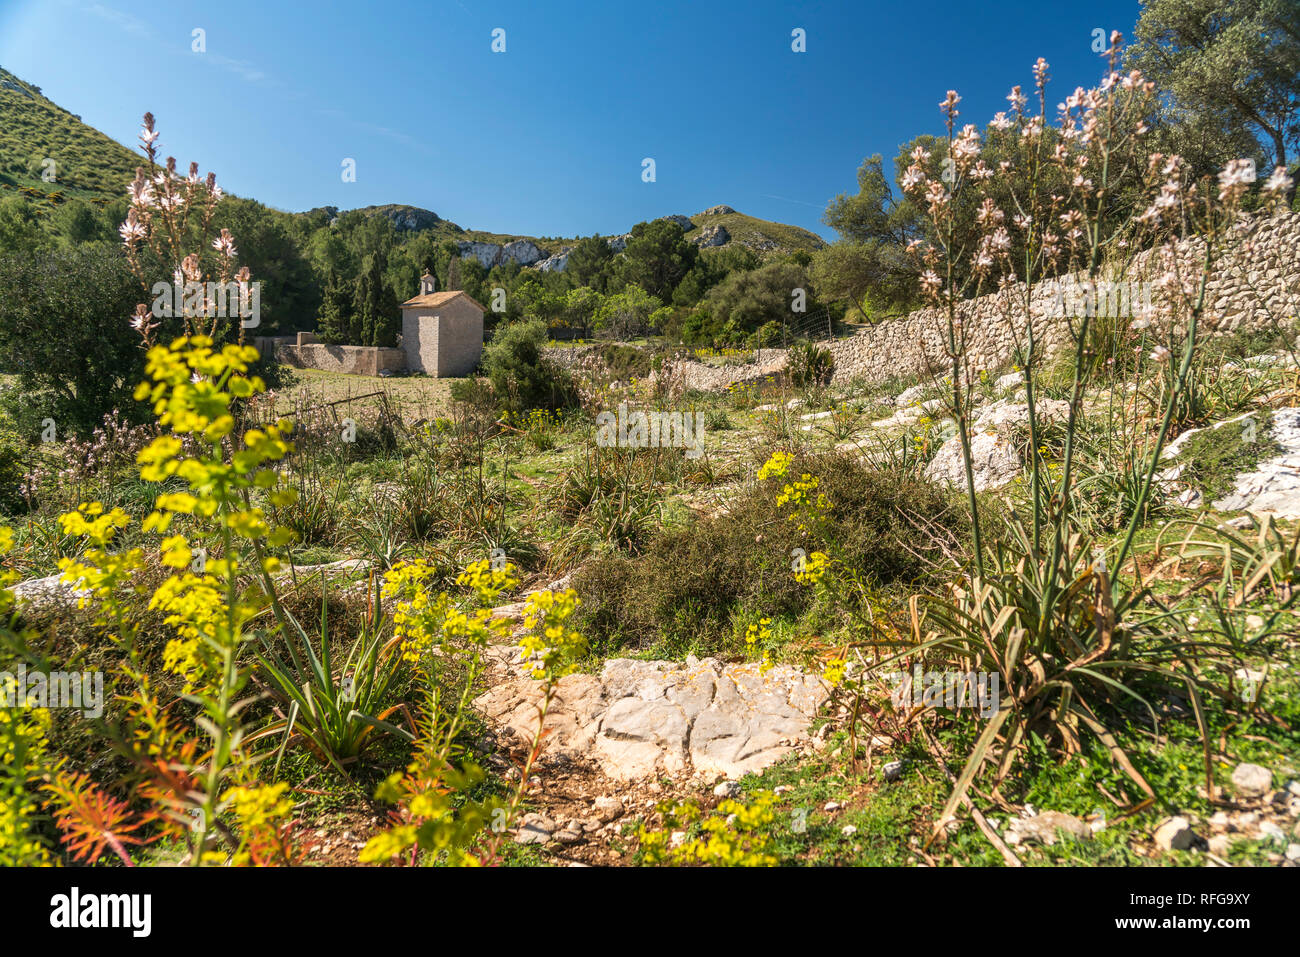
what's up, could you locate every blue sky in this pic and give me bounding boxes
[0,0,1143,240]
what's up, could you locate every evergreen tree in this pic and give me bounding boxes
[447,253,462,291]
[352,252,400,346]
[317,271,353,343]
[566,234,614,292]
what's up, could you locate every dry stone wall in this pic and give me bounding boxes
[540,213,1298,396]
[254,334,405,376]
[543,343,789,393]
[826,211,1300,386]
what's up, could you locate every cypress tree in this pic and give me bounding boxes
[317,272,352,343]
[352,253,400,346]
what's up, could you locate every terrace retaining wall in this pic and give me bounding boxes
[823,210,1300,385]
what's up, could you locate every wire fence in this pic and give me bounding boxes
[781,307,838,345]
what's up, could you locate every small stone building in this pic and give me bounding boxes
[400,273,486,377]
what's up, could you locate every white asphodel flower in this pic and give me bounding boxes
[1217,158,1257,200]
[1263,166,1293,199]
[212,229,238,257]
[118,218,146,244]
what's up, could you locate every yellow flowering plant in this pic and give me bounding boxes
[0,121,327,867]
[132,336,297,862]
[37,334,302,866]
[756,451,901,768]
[518,587,586,683]
[475,584,589,862]
[361,560,520,866]
[363,571,591,866]
[222,781,305,866]
[742,617,776,671]
[639,791,779,867]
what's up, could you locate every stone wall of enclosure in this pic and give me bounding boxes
[825,210,1300,386]
[254,333,405,377]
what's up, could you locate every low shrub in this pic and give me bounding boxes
[572,454,976,655]
[0,409,26,513]
[598,343,654,381]
[788,341,835,389]
[480,319,579,414]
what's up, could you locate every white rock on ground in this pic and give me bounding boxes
[918,397,1072,492]
[592,795,623,822]
[1258,820,1285,844]
[1004,811,1090,846]
[924,430,1022,491]
[1153,816,1197,851]
[280,558,372,580]
[994,371,1025,393]
[1246,771,1281,806]
[1212,408,1300,519]
[475,656,828,782]
[9,573,90,613]
[872,407,924,429]
[972,398,1070,432]
[1243,353,1299,369]
[276,558,376,603]
[513,813,555,845]
[896,384,928,406]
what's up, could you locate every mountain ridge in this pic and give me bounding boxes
[317,202,827,259]
[1,65,827,258]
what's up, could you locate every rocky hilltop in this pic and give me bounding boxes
[306,202,826,272]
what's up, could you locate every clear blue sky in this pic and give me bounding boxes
[0,0,1143,240]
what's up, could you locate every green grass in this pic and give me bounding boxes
[0,66,140,202]
[1174,417,1283,503]
[272,366,461,423]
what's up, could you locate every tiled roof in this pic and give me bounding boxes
[399,290,487,311]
